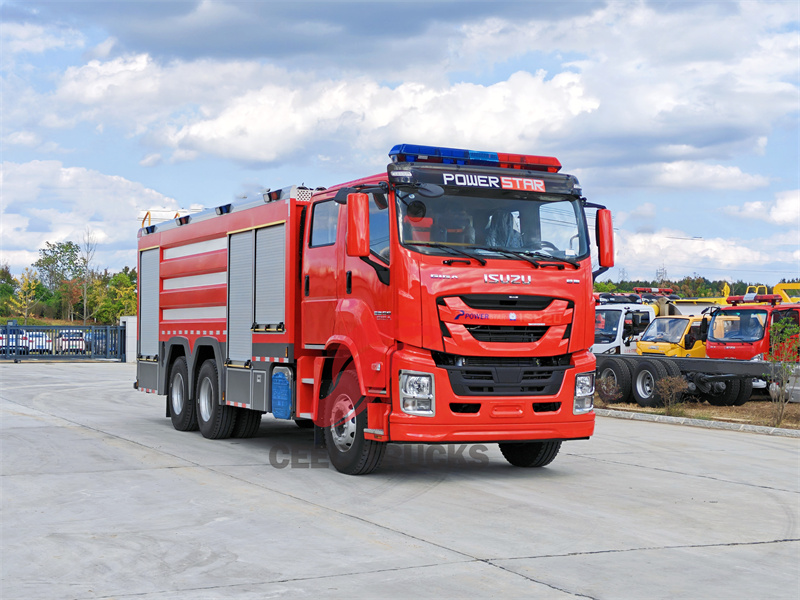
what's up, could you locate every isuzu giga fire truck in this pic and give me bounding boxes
[135,144,615,474]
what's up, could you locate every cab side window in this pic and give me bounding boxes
[369,194,390,263]
[773,309,800,328]
[310,200,339,247]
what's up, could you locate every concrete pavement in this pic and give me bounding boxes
[2,362,798,599]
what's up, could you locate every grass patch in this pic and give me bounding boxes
[595,391,800,430]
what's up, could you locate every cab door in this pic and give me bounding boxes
[339,193,393,392]
[301,199,341,348]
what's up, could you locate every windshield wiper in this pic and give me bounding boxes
[471,246,542,268]
[405,242,487,266]
[520,250,579,269]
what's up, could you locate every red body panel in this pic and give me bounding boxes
[138,168,598,445]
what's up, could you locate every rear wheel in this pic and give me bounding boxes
[169,357,197,431]
[323,368,385,475]
[705,379,741,407]
[632,359,668,407]
[732,378,753,406]
[499,441,562,468]
[196,359,237,439]
[597,357,633,403]
[231,408,262,438]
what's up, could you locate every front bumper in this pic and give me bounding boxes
[382,345,595,443]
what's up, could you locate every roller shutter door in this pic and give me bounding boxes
[255,224,286,328]
[227,231,254,362]
[138,248,160,357]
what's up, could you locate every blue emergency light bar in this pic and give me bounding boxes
[389,143,561,172]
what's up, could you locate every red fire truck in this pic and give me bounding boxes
[135,143,615,474]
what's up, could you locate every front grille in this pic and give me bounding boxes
[465,324,548,343]
[459,294,558,311]
[432,352,570,397]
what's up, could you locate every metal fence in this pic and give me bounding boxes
[0,322,126,361]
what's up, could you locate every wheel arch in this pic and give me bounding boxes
[189,338,225,400]
[323,338,369,398]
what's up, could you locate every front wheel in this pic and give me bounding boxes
[499,441,562,467]
[322,368,386,475]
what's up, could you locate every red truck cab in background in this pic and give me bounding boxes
[706,295,800,361]
[135,144,615,474]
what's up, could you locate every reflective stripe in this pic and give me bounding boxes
[163,237,227,260]
[163,307,226,320]
[163,272,226,290]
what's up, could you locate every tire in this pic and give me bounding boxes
[659,359,685,403]
[705,379,741,407]
[196,359,237,439]
[499,441,562,468]
[169,356,197,431]
[732,378,753,406]
[632,359,668,407]
[597,357,633,403]
[231,408,262,438]
[322,368,386,475]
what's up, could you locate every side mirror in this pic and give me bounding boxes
[596,209,614,268]
[346,193,370,257]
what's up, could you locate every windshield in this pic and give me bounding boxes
[595,309,622,343]
[641,318,689,344]
[396,189,589,263]
[709,309,767,343]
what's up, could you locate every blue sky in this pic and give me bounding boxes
[2,0,798,285]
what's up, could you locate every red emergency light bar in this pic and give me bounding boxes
[633,287,674,294]
[389,144,561,172]
[726,294,781,306]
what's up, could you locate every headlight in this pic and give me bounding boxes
[574,372,595,415]
[399,370,435,416]
[750,354,764,361]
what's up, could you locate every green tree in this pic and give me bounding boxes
[34,241,81,319]
[0,261,17,317]
[593,281,617,293]
[767,317,800,427]
[91,270,137,324]
[8,268,40,325]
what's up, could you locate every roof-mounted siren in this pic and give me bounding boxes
[388,143,562,172]
[263,189,282,203]
[726,294,782,306]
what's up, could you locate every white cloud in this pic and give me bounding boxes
[139,153,162,167]
[724,189,800,225]
[0,22,84,55]
[652,162,770,190]
[4,131,41,147]
[0,160,179,273]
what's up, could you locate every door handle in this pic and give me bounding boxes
[304,275,309,297]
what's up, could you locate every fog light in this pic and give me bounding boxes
[399,371,435,416]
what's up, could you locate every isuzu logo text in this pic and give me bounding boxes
[484,274,532,284]
[442,173,546,192]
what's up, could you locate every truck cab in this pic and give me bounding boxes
[636,314,709,358]
[592,297,654,355]
[707,297,799,361]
